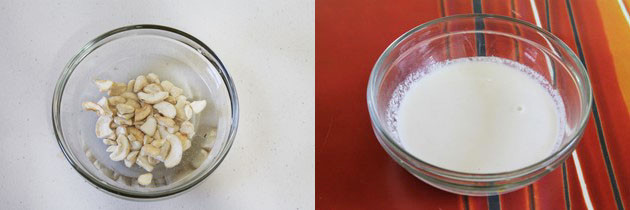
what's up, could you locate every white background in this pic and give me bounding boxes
[0,0,314,209]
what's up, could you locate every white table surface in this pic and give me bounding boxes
[0,0,314,209]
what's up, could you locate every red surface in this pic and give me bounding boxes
[316,0,629,209]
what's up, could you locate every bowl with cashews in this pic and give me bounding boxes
[52,25,238,200]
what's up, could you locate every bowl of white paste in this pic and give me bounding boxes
[367,14,592,196]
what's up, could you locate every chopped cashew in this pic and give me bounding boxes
[160,80,174,92]
[109,135,130,161]
[165,96,177,104]
[131,140,142,151]
[139,116,157,136]
[138,91,168,104]
[147,156,160,165]
[108,82,127,96]
[116,104,134,114]
[154,102,176,119]
[127,127,145,142]
[138,173,153,186]
[189,100,207,113]
[143,83,163,94]
[155,114,176,127]
[134,104,152,122]
[95,116,114,139]
[94,80,113,92]
[125,99,141,109]
[191,149,209,169]
[133,75,148,93]
[108,96,126,106]
[169,86,183,98]
[164,134,183,168]
[184,104,193,121]
[158,125,170,139]
[127,79,135,92]
[115,126,127,136]
[124,151,139,168]
[121,92,138,101]
[147,73,160,84]
[157,141,170,161]
[82,102,106,116]
[141,144,160,157]
[118,112,134,120]
[97,97,114,117]
[179,121,194,137]
[143,135,154,145]
[151,138,166,148]
[114,117,132,126]
[103,139,117,145]
[136,155,154,172]
[106,145,117,153]
[166,124,179,134]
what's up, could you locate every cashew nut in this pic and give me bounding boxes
[82,102,106,116]
[168,86,183,98]
[139,116,157,136]
[151,138,166,148]
[115,126,127,137]
[130,139,142,151]
[160,80,174,92]
[127,79,135,92]
[138,91,168,104]
[175,132,188,147]
[189,100,207,113]
[109,135,130,161]
[184,104,193,120]
[163,134,183,168]
[127,127,145,142]
[108,82,127,96]
[120,92,138,101]
[108,96,126,106]
[124,151,139,168]
[157,141,170,161]
[114,116,132,126]
[165,96,177,104]
[143,83,163,94]
[146,73,160,84]
[155,114,176,127]
[97,97,114,117]
[94,80,113,92]
[106,145,117,153]
[115,104,134,114]
[147,156,160,165]
[136,155,154,172]
[174,95,188,121]
[166,124,179,134]
[179,121,194,137]
[95,116,114,139]
[191,149,209,169]
[141,144,160,157]
[133,75,148,93]
[143,135,154,145]
[138,173,153,186]
[134,104,152,122]
[154,102,176,119]
[103,139,116,145]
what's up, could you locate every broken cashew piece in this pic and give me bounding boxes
[108,82,127,96]
[138,91,168,104]
[163,134,183,168]
[134,104,152,122]
[189,100,207,113]
[138,173,153,186]
[109,135,130,161]
[154,102,176,119]
[124,151,139,168]
[155,114,176,127]
[143,83,163,94]
[94,80,113,92]
[95,116,114,139]
[146,73,160,84]
[136,155,154,172]
[179,121,195,137]
[133,75,148,93]
[139,116,157,136]
[82,102,106,116]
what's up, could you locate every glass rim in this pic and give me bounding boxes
[366,14,593,182]
[51,24,239,200]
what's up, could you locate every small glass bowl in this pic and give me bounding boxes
[52,25,239,200]
[367,14,592,196]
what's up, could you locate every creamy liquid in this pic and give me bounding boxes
[394,57,565,173]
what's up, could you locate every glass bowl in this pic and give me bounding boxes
[367,14,592,196]
[52,25,239,200]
